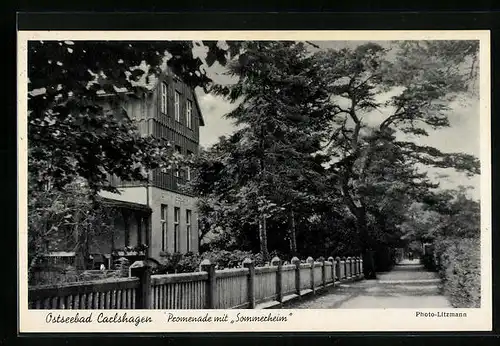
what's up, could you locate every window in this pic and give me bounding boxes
[186,150,193,181]
[161,205,168,252]
[186,100,193,129]
[174,91,180,122]
[161,82,168,114]
[174,207,180,253]
[174,145,181,177]
[186,210,192,252]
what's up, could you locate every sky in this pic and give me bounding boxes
[194,41,481,200]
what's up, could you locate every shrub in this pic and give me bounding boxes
[154,250,266,274]
[29,264,125,287]
[114,257,131,277]
[435,237,480,308]
[30,264,80,286]
[154,252,200,274]
[203,250,265,269]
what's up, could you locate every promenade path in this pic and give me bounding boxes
[286,259,452,309]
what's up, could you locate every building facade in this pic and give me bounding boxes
[98,68,204,262]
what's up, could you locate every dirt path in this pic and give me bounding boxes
[286,259,452,309]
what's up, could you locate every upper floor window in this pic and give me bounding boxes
[161,82,168,114]
[174,91,181,122]
[186,100,193,129]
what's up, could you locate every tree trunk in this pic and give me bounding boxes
[28,252,44,286]
[355,207,377,279]
[289,209,298,257]
[74,221,89,270]
[341,173,377,279]
[259,215,270,263]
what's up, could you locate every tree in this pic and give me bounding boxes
[193,41,333,261]
[28,40,248,274]
[28,180,117,284]
[28,40,244,194]
[315,41,480,278]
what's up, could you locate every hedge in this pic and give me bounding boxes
[154,250,266,274]
[435,237,480,308]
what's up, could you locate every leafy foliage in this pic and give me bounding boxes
[28,40,242,193]
[154,250,265,274]
[193,41,334,260]
[28,180,117,279]
[311,41,480,277]
[27,40,245,272]
[192,40,480,274]
[436,238,481,308]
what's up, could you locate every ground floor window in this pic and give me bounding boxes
[161,204,168,252]
[174,207,180,252]
[186,209,192,252]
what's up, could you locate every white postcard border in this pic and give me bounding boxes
[17,30,492,333]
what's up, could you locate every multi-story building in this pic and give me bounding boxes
[95,67,205,265]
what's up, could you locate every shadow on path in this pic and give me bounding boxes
[286,259,452,309]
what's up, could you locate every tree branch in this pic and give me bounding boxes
[379,107,405,131]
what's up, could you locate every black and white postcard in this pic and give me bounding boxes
[18,30,491,332]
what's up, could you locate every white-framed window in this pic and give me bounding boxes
[174,207,180,253]
[161,204,168,252]
[174,91,181,122]
[186,100,192,129]
[186,209,192,252]
[161,82,168,114]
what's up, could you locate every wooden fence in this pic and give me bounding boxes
[29,255,364,309]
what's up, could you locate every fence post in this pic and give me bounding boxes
[130,264,151,309]
[360,254,364,277]
[242,258,255,309]
[357,256,362,277]
[347,257,353,279]
[271,256,282,304]
[201,259,216,309]
[321,257,327,288]
[328,256,334,285]
[346,256,352,279]
[292,257,301,298]
[335,257,341,282]
[306,256,315,294]
[351,256,355,278]
[341,257,347,280]
[353,257,358,276]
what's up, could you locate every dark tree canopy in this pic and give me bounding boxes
[28,40,243,193]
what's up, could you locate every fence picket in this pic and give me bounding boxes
[29,254,363,310]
